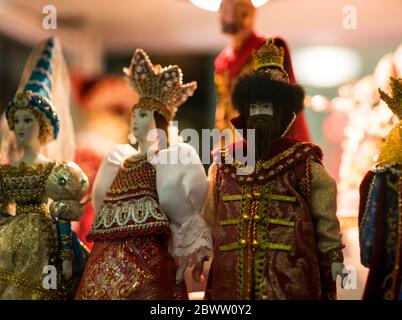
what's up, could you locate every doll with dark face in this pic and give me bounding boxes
[197,39,346,300]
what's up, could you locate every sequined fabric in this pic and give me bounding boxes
[75,235,187,300]
[0,162,82,299]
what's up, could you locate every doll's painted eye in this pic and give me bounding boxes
[58,177,67,186]
[81,180,86,187]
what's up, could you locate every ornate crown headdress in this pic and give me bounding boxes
[123,49,197,121]
[6,38,60,142]
[252,38,289,82]
[377,77,402,164]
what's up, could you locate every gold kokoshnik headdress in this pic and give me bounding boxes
[123,49,197,122]
[252,37,290,83]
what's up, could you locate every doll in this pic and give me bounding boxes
[75,49,212,300]
[359,77,402,300]
[0,38,89,300]
[213,0,310,142]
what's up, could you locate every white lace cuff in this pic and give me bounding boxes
[169,214,213,266]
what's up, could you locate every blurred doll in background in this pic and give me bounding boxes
[213,0,310,143]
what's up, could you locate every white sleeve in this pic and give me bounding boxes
[91,144,137,213]
[155,143,212,265]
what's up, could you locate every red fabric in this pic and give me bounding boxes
[74,202,96,250]
[286,112,311,142]
[75,235,188,300]
[73,148,103,251]
[215,31,266,77]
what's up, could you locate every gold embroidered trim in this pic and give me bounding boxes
[237,184,251,299]
[93,196,168,231]
[222,194,243,201]
[219,241,292,252]
[266,218,295,227]
[360,175,378,237]
[269,195,296,202]
[221,143,312,179]
[254,183,269,299]
[0,161,54,176]
[0,161,55,203]
[219,242,241,251]
[107,182,154,195]
[260,243,292,251]
[387,174,399,192]
[89,221,170,236]
[222,193,296,202]
[256,142,306,171]
[390,175,402,299]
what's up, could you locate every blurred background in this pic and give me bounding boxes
[0,0,401,300]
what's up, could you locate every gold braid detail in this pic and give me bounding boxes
[0,271,60,300]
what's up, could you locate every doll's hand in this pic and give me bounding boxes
[50,200,85,221]
[331,262,348,286]
[176,255,189,284]
[192,257,209,282]
[62,259,73,280]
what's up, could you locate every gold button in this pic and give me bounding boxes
[242,214,249,220]
[253,240,259,247]
[254,192,261,199]
[240,239,246,247]
[254,215,261,221]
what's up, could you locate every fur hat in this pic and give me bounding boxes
[232,70,305,120]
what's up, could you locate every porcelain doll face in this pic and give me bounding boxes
[13,109,41,147]
[249,102,274,116]
[131,108,157,142]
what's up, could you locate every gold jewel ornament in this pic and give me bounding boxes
[123,49,197,122]
[252,38,289,82]
[378,77,402,120]
[377,77,402,164]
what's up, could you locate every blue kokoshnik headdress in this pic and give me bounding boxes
[6,37,60,141]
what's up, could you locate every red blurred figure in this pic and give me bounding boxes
[214,0,311,142]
